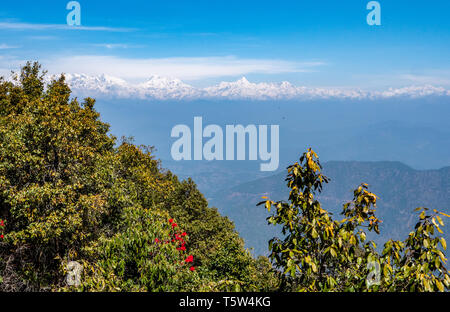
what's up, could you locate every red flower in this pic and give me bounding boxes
[154,238,160,243]
[190,266,195,272]
[177,245,186,251]
[172,223,178,228]
[181,232,187,237]
[185,255,194,263]
[169,219,173,224]
[0,235,3,239]
[0,220,4,227]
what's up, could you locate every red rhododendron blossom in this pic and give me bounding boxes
[150,221,195,269]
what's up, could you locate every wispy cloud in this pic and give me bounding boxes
[0,44,19,49]
[0,21,134,32]
[41,55,325,81]
[399,73,450,86]
[27,35,59,40]
[92,43,133,49]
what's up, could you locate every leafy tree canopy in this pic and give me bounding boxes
[260,148,449,291]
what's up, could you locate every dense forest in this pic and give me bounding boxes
[0,62,448,292]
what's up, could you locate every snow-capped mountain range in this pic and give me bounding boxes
[59,74,450,100]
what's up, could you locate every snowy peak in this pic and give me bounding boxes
[235,76,251,85]
[139,75,192,89]
[205,77,301,100]
[60,74,450,100]
[66,73,129,89]
[375,85,449,98]
[137,75,199,99]
[64,74,200,99]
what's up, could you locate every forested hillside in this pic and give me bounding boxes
[0,62,277,291]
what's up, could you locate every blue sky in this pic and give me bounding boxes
[1,0,450,89]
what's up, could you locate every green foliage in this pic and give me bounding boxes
[261,148,449,291]
[0,62,115,290]
[379,208,450,291]
[72,209,197,292]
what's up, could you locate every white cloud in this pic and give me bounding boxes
[27,35,59,40]
[0,22,133,32]
[0,44,19,49]
[92,44,131,49]
[42,55,324,81]
[398,74,450,87]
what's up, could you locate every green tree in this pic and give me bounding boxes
[260,148,449,292]
[0,62,115,290]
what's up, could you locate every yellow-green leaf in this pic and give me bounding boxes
[265,200,271,211]
[436,280,444,292]
[440,238,447,251]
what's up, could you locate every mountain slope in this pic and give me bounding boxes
[209,161,450,256]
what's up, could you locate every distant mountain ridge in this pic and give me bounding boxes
[53,74,450,100]
[208,161,450,256]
